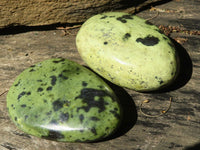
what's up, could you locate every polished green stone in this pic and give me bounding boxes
[7,58,122,142]
[76,12,179,92]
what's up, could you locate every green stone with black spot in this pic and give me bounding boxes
[7,58,122,142]
[76,12,179,92]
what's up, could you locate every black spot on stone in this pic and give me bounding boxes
[82,81,88,87]
[60,112,69,122]
[50,76,57,86]
[14,80,21,86]
[14,117,17,121]
[110,109,120,119]
[52,68,56,71]
[52,58,65,63]
[26,92,31,95]
[116,14,133,23]
[46,111,52,116]
[136,35,159,46]
[43,130,64,140]
[90,116,100,121]
[24,115,28,120]
[90,127,97,135]
[163,36,168,40]
[155,76,164,85]
[50,119,58,124]
[159,80,164,84]
[100,15,107,19]
[79,114,84,123]
[21,104,26,108]
[34,115,38,118]
[37,87,43,92]
[46,86,52,91]
[109,16,115,18]
[37,80,42,82]
[43,99,47,103]
[62,69,68,72]
[104,41,108,45]
[58,73,68,80]
[145,20,153,25]
[18,91,26,101]
[75,88,113,113]
[29,69,35,72]
[123,33,131,41]
[52,99,65,111]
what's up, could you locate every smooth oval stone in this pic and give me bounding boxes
[7,58,122,142]
[76,12,179,92]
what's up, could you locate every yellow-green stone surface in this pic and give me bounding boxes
[76,12,179,91]
[7,58,122,142]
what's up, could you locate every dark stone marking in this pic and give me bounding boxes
[14,80,21,86]
[136,35,159,46]
[90,127,97,135]
[34,115,38,118]
[46,86,52,91]
[37,87,43,92]
[116,14,133,23]
[145,20,153,25]
[52,68,56,71]
[62,69,68,72]
[100,15,107,19]
[42,130,64,140]
[110,109,120,119]
[37,80,42,82]
[60,112,69,122]
[109,16,115,18]
[50,119,58,124]
[104,41,108,45]
[155,76,164,85]
[46,111,52,116]
[75,88,112,113]
[90,116,100,121]
[52,99,67,111]
[26,92,31,95]
[52,99,63,111]
[79,114,84,123]
[82,81,88,87]
[123,33,131,41]
[24,115,28,120]
[29,69,35,72]
[50,76,57,86]
[58,73,68,80]
[17,91,26,100]
[14,117,17,121]
[159,80,164,84]
[52,58,65,63]
[163,36,168,40]
[21,104,26,108]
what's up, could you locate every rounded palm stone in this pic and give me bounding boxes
[76,12,179,92]
[7,58,122,142]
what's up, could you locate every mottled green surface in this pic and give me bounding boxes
[7,58,122,142]
[76,12,179,92]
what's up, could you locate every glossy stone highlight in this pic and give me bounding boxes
[7,58,122,142]
[76,12,179,92]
